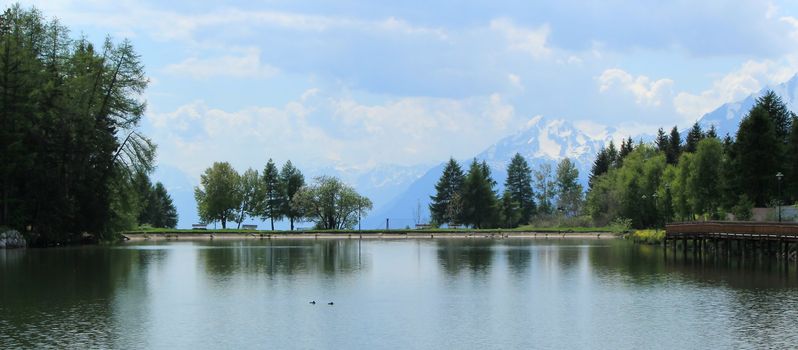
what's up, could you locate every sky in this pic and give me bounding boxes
[12,0,798,179]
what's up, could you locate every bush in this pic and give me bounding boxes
[608,217,632,233]
[732,195,753,221]
[629,229,664,244]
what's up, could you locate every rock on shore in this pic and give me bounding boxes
[0,230,27,248]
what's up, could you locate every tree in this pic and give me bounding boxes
[133,172,178,229]
[688,138,723,218]
[788,116,798,201]
[504,153,536,225]
[279,160,305,230]
[606,140,619,168]
[555,158,583,216]
[150,183,178,228]
[460,159,498,229]
[236,168,261,229]
[429,158,465,226]
[684,122,704,153]
[757,90,793,143]
[706,125,718,139]
[293,176,372,230]
[735,105,780,206]
[655,128,669,153]
[195,162,241,229]
[533,163,556,215]
[667,126,682,164]
[619,136,634,161]
[499,190,522,229]
[259,159,283,230]
[589,147,611,190]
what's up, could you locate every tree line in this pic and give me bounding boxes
[194,161,372,230]
[587,90,798,228]
[428,155,584,229]
[0,5,176,244]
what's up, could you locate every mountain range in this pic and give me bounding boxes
[157,74,798,229]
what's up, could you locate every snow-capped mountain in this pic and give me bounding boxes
[362,116,609,228]
[697,74,798,137]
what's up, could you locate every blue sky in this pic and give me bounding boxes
[14,0,798,177]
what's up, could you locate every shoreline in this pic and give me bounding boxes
[122,231,616,241]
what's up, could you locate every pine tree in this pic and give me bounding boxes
[619,137,634,160]
[706,125,718,139]
[606,140,619,168]
[757,90,793,143]
[788,116,798,202]
[460,159,498,229]
[684,122,704,153]
[655,128,669,153]
[260,159,283,230]
[504,153,536,225]
[279,160,305,230]
[499,190,521,228]
[429,158,465,226]
[589,147,610,190]
[667,126,682,164]
[735,105,780,206]
[555,158,583,216]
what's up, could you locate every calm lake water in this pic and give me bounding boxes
[1,238,798,349]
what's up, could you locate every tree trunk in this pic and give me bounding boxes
[221,217,227,229]
[290,217,294,231]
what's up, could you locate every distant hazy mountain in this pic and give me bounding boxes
[363,116,609,229]
[697,74,798,138]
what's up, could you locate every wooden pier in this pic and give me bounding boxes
[665,221,798,261]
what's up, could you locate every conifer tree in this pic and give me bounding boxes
[655,128,669,153]
[757,90,793,143]
[429,158,465,226]
[279,160,305,230]
[260,159,283,230]
[684,122,705,153]
[504,153,536,225]
[460,159,498,229]
[589,147,611,190]
[735,105,780,206]
[788,117,798,202]
[667,126,682,164]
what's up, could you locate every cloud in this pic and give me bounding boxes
[163,48,279,79]
[597,68,674,106]
[490,18,551,58]
[146,89,523,178]
[673,58,798,120]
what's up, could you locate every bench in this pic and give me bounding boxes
[192,224,207,230]
[241,224,257,230]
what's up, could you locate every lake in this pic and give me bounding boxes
[1,238,797,349]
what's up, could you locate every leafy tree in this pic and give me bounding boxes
[533,163,556,215]
[460,159,499,229]
[293,176,372,230]
[735,105,780,206]
[195,162,241,229]
[279,160,305,230]
[259,159,283,230]
[236,168,261,229]
[429,158,465,226]
[555,158,583,216]
[667,126,682,164]
[688,138,723,218]
[504,153,536,225]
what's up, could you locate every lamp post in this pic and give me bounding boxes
[777,172,784,222]
[652,192,659,228]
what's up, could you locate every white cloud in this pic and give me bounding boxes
[597,68,674,107]
[673,59,798,120]
[507,73,523,90]
[490,18,551,58]
[147,90,523,177]
[164,48,279,79]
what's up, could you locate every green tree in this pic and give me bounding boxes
[236,168,261,229]
[293,176,372,230]
[757,90,793,143]
[195,162,241,229]
[259,159,283,230]
[555,158,583,216]
[533,163,556,215]
[684,122,704,153]
[279,160,305,230]
[688,138,723,218]
[788,116,798,201]
[504,153,536,225]
[460,159,498,229]
[589,147,611,190]
[498,190,522,228]
[429,158,465,226]
[667,126,682,164]
[735,105,780,206]
[655,128,669,153]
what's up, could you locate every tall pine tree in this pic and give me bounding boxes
[735,105,780,206]
[460,159,498,229]
[259,159,283,230]
[504,153,536,226]
[429,158,465,226]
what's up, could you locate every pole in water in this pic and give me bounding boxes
[386,218,389,230]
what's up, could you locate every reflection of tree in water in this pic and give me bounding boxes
[436,239,496,275]
[0,246,150,348]
[197,239,364,277]
[503,240,533,275]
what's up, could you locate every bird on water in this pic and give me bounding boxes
[309,301,316,305]
[328,302,334,305]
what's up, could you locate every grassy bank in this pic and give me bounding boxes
[628,229,665,244]
[125,226,618,235]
